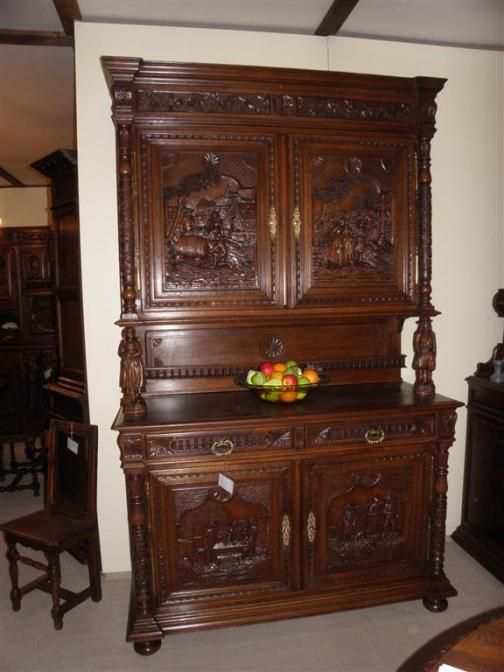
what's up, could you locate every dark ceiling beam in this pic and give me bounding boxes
[0,29,73,46]
[0,166,25,188]
[315,0,360,36]
[53,0,82,38]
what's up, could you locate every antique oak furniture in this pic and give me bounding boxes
[0,419,101,629]
[103,58,462,656]
[0,225,57,494]
[452,289,504,582]
[31,150,90,423]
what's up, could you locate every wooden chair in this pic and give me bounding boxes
[0,419,102,629]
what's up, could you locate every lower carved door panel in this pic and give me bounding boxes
[148,462,294,608]
[302,448,432,590]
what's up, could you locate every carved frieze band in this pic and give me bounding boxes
[136,90,412,123]
[147,429,294,457]
[308,416,435,446]
[146,356,405,379]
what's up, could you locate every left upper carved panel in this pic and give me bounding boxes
[136,131,282,315]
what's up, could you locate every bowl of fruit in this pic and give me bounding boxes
[235,360,325,404]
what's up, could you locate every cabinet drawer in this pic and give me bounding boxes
[145,427,297,459]
[306,413,436,448]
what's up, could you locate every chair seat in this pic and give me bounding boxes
[0,510,96,548]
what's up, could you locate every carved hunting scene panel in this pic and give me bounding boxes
[293,137,415,306]
[138,133,280,313]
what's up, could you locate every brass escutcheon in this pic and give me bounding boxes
[282,514,291,547]
[307,511,316,543]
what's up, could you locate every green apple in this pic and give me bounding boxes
[296,375,311,400]
[285,365,302,376]
[251,371,267,386]
[264,377,282,402]
[246,369,258,384]
[284,359,298,369]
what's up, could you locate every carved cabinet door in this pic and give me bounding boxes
[302,449,431,590]
[147,461,294,607]
[288,134,416,309]
[136,129,282,316]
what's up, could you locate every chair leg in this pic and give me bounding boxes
[5,535,22,611]
[46,551,63,630]
[25,441,41,497]
[88,530,102,602]
[0,443,5,481]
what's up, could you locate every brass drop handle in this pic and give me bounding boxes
[364,427,385,444]
[307,511,316,543]
[210,439,235,457]
[282,514,291,547]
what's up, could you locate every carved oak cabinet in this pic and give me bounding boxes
[103,59,462,656]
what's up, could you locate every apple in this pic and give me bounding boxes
[251,371,267,385]
[284,359,298,369]
[246,369,257,384]
[259,361,274,376]
[296,375,311,400]
[282,374,298,387]
[264,377,282,402]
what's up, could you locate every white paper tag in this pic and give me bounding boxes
[44,368,52,380]
[218,473,234,495]
[438,665,469,672]
[67,437,79,454]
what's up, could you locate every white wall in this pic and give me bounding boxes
[0,187,49,228]
[75,22,504,573]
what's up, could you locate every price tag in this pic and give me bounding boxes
[218,473,234,495]
[67,436,79,455]
[44,368,52,380]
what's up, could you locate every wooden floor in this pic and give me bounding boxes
[0,482,503,672]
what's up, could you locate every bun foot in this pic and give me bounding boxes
[423,596,448,613]
[133,640,162,656]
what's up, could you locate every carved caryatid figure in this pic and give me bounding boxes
[118,327,146,415]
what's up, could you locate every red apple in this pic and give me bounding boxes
[282,374,298,387]
[259,361,274,376]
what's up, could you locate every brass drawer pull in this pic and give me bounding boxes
[307,511,316,543]
[364,427,385,444]
[282,514,291,547]
[292,206,301,239]
[210,439,235,457]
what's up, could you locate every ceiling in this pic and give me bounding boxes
[1,0,503,187]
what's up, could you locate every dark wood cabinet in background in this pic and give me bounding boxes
[31,150,89,422]
[103,59,462,655]
[453,290,504,582]
[0,226,57,418]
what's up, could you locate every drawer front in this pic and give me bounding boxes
[145,426,298,459]
[306,413,436,448]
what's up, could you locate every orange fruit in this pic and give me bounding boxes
[273,362,287,373]
[280,389,297,403]
[271,371,284,380]
[302,368,320,384]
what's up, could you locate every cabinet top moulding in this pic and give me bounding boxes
[101,57,445,132]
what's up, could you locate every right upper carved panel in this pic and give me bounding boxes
[290,135,415,308]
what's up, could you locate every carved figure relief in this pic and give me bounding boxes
[326,494,404,571]
[175,489,270,583]
[162,151,258,291]
[310,153,397,285]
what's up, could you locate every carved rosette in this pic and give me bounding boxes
[117,123,138,317]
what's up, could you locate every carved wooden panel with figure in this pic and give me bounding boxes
[137,132,280,314]
[303,451,431,588]
[292,136,415,307]
[148,463,293,605]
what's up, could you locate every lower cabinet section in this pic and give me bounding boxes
[114,386,461,655]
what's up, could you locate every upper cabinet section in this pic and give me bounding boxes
[102,58,445,322]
